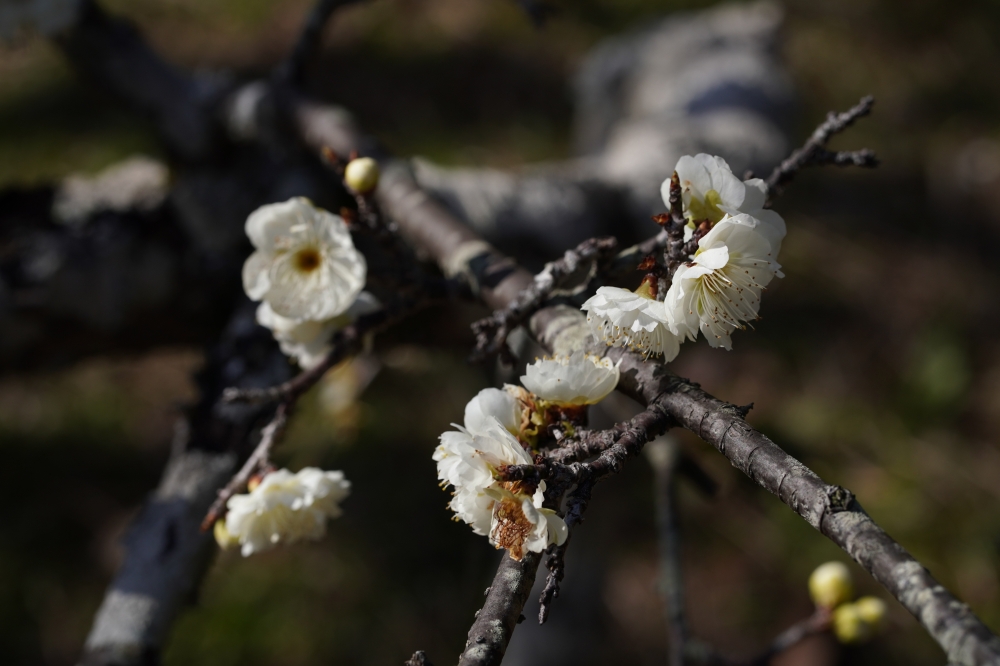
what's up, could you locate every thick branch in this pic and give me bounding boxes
[590,338,1000,666]
[53,0,223,160]
[457,553,540,666]
[0,184,238,372]
[469,235,618,363]
[79,302,291,666]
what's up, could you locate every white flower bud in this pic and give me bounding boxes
[808,561,853,609]
[344,157,380,194]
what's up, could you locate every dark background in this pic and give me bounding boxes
[2,0,1000,664]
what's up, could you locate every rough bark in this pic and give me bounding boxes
[525,306,1000,666]
[457,554,541,666]
[77,302,292,666]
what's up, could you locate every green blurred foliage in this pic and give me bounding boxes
[3,0,1000,665]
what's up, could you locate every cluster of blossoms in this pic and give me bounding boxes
[215,468,351,557]
[242,196,375,369]
[583,153,786,358]
[222,169,385,557]
[808,561,888,644]
[435,351,620,559]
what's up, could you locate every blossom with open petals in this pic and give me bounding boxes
[486,485,568,560]
[225,467,350,557]
[521,351,619,405]
[434,418,531,501]
[434,418,567,560]
[463,386,521,436]
[665,214,782,350]
[242,197,366,321]
[581,286,681,359]
[256,292,380,369]
[664,154,786,254]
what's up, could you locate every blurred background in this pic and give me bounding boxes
[3,0,1000,664]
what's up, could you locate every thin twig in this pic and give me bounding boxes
[648,437,687,666]
[278,0,366,85]
[469,236,618,363]
[200,402,291,530]
[740,608,831,666]
[764,96,878,203]
[223,279,457,405]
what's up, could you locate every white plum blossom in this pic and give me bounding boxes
[242,197,367,321]
[486,485,568,561]
[434,417,531,519]
[665,154,786,254]
[463,386,521,435]
[434,416,567,559]
[520,351,620,405]
[668,153,745,225]
[727,177,787,255]
[581,286,681,360]
[256,292,380,369]
[225,467,351,557]
[665,213,782,350]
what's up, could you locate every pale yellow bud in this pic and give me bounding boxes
[213,519,239,550]
[832,603,875,644]
[808,561,853,608]
[344,157,380,194]
[247,474,263,492]
[854,596,888,630]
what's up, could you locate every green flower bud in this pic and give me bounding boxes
[809,561,853,609]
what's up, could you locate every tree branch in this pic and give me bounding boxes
[595,337,1000,666]
[200,402,290,530]
[78,302,291,666]
[277,0,366,85]
[457,553,540,666]
[764,96,878,202]
[469,235,618,363]
[52,0,224,160]
[648,437,687,666]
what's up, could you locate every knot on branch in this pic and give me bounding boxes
[825,485,856,513]
[404,650,433,666]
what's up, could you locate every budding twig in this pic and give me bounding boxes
[469,236,619,363]
[222,279,458,405]
[765,95,878,203]
[740,608,832,666]
[201,402,291,531]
